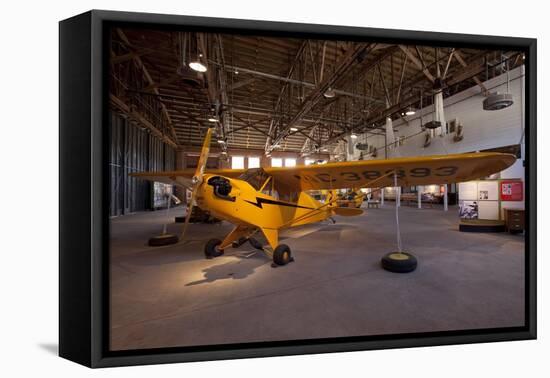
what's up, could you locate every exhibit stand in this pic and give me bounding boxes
[458,178,524,232]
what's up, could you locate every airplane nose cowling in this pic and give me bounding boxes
[207,176,235,201]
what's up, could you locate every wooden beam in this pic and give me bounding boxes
[267,43,371,153]
[110,94,177,148]
[454,50,489,95]
[399,45,435,83]
[116,29,179,143]
[227,77,256,91]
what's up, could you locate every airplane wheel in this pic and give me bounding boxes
[381,252,417,273]
[248,237,263,250]
[148,233,179,246]
[273,244,293,266]
[204,238,224,259]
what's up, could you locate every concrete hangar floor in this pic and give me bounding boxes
[109,203,525,351]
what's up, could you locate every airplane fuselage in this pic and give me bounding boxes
[196,174,333,230]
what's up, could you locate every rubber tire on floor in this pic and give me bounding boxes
[148,234,179,246]
[273,244,292,266]
[174,216,186,223]
[381,252,417,273]
[248,237,263,250]
[204,238,224,259]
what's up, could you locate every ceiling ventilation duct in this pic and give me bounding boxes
[423,120,443,130]
[483,55,514,111]
[423,133,432,148]
[483,92,514,110]
[385,116,395,148]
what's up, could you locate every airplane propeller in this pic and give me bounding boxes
[181,128,213,240]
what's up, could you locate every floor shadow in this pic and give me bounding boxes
[317,224,357,232]
[112,240,206,266]
[186,254,268,286]
[38,343,58,355]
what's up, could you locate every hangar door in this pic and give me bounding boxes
[109,113,176,216]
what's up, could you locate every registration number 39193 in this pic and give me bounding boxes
[298,166,459,183]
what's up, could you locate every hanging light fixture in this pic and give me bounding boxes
[207,115,218,123]
[350,133,358,139]
[323,87,336,98]
[189,59,207,73]
[189,41,207,73]
[290,127,298,132]
[405,106,416,116]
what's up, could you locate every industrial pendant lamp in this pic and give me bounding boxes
[189,53,207,73]
[189,38,207,73]
[323,87,336,98]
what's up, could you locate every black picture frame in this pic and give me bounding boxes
[59,9,537,368]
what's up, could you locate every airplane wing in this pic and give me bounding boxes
[263,152,516,193]
[130,168,245,188]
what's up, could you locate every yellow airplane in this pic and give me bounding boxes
[132,128,515,266]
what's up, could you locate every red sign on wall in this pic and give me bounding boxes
[500,180,523,201]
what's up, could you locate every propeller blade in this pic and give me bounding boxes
[181,185,199,240]
[181,128,213,240]
[194,128,213,181]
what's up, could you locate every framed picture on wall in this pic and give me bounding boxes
[60,10,536,368]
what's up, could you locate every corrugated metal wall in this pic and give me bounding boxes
[109,113,176,217]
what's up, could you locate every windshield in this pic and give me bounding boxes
[237,168,271,190]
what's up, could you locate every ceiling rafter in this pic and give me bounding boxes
[116,28,178,144]
[266,43,372,153]
[399,45,435,83]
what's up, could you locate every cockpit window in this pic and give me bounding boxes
[237,168,270,190]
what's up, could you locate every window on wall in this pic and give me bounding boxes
[304,158,315,166]
[284,158,296,167]
[248,156,260,169]
[271,158,283,167]
[231,156,244,169]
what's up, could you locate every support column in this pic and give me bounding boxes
[381,188,385,206]
[397,187,401,207]
[417,186,422,209]
[443,184,448,211]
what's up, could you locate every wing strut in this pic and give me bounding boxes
[279,170,396,228]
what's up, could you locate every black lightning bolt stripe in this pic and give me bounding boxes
[243,197,315,210]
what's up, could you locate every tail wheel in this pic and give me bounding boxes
[204,238,224,259]
[273,244,293,266]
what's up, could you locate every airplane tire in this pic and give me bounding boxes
[204,238,224,259]
[381,252,417,273]
[148,234,179,246]
[273,244,293,266]
[248,237,263,250]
